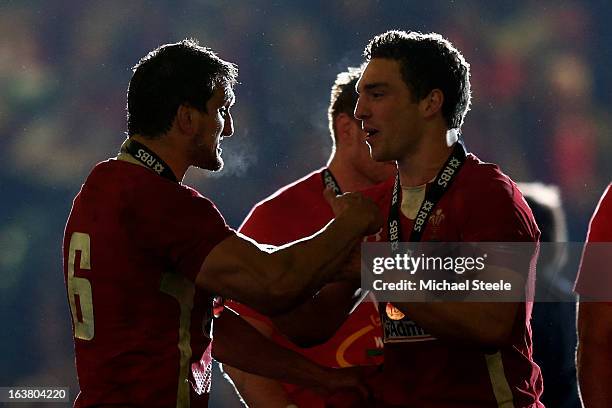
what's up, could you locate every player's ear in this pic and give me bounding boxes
[175,104,197,135]
[420,89,444,119]
[335,113,358,147]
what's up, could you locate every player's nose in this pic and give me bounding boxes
[223,115,234,137]
[354,96,369,122]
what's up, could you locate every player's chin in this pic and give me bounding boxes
[370,149,391,163]
[208,158,224,172]
[195,156,224,172]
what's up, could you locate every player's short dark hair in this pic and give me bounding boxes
[364,30,471,130]
[328,66,362,142]
[127,39,238,138]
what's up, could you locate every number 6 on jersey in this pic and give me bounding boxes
[67,232,95,340]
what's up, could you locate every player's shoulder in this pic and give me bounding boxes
[462,154,509,183]
[84,159,215,209]
[264,168,324,202]
[461,153,539,238]
[460,153,536,218]
[460,153,520,199]
[595,183,612,215]
[248,168,325,212]
[587,183,612,242]
[85,158,177,189]
[84,159,123,185]
[78,159,131,200]
[239,168,329,240]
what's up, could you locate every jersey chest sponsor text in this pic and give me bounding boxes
[382,313,435,343]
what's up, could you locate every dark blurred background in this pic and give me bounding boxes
[1,0,610,406]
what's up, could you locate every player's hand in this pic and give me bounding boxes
[324,188,383,235]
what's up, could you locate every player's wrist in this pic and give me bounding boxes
[341,204,382,237]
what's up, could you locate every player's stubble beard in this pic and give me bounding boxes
[191,128,224,172]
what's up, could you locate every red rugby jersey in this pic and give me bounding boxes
[361,154,543,407]
[228,169,383,408]
[63,159,233,407]
[575,183,612,301]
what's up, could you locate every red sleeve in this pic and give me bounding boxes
[173,189,234,282]
[462,175,539,243]
[575,184,612,299]
[131,184,234,282]
[459,174,539,290]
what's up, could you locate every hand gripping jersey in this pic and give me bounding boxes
[63,158,233,407]
[360,153,543,407]
[575,183,612,301]
[228,169,383,408]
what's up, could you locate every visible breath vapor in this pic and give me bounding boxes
[208,129,257,178]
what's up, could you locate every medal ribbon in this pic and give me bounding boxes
[387,141,467,246]
[322,168,342,195]
[383,141,467,340]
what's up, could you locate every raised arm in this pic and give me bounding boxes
[255,194,372,346]
[197,190,382,316]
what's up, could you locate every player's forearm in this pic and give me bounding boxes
[222,365,294,408]
[392,264,524,346]
[200,193,379,316]
[200,232,360,317]
[272,281,363,347]
[213,311,335,390]
[264,214,366,312]
[393,301,519,347]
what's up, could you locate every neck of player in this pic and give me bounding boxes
[398,130,457,187]
[130,134,188,182]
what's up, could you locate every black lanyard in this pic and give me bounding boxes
[122,138,178,183]
[381,142,467,341]
[387,141,467,248]
[321,168,342,194]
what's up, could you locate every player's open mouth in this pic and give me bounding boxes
[365,127,379,139]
